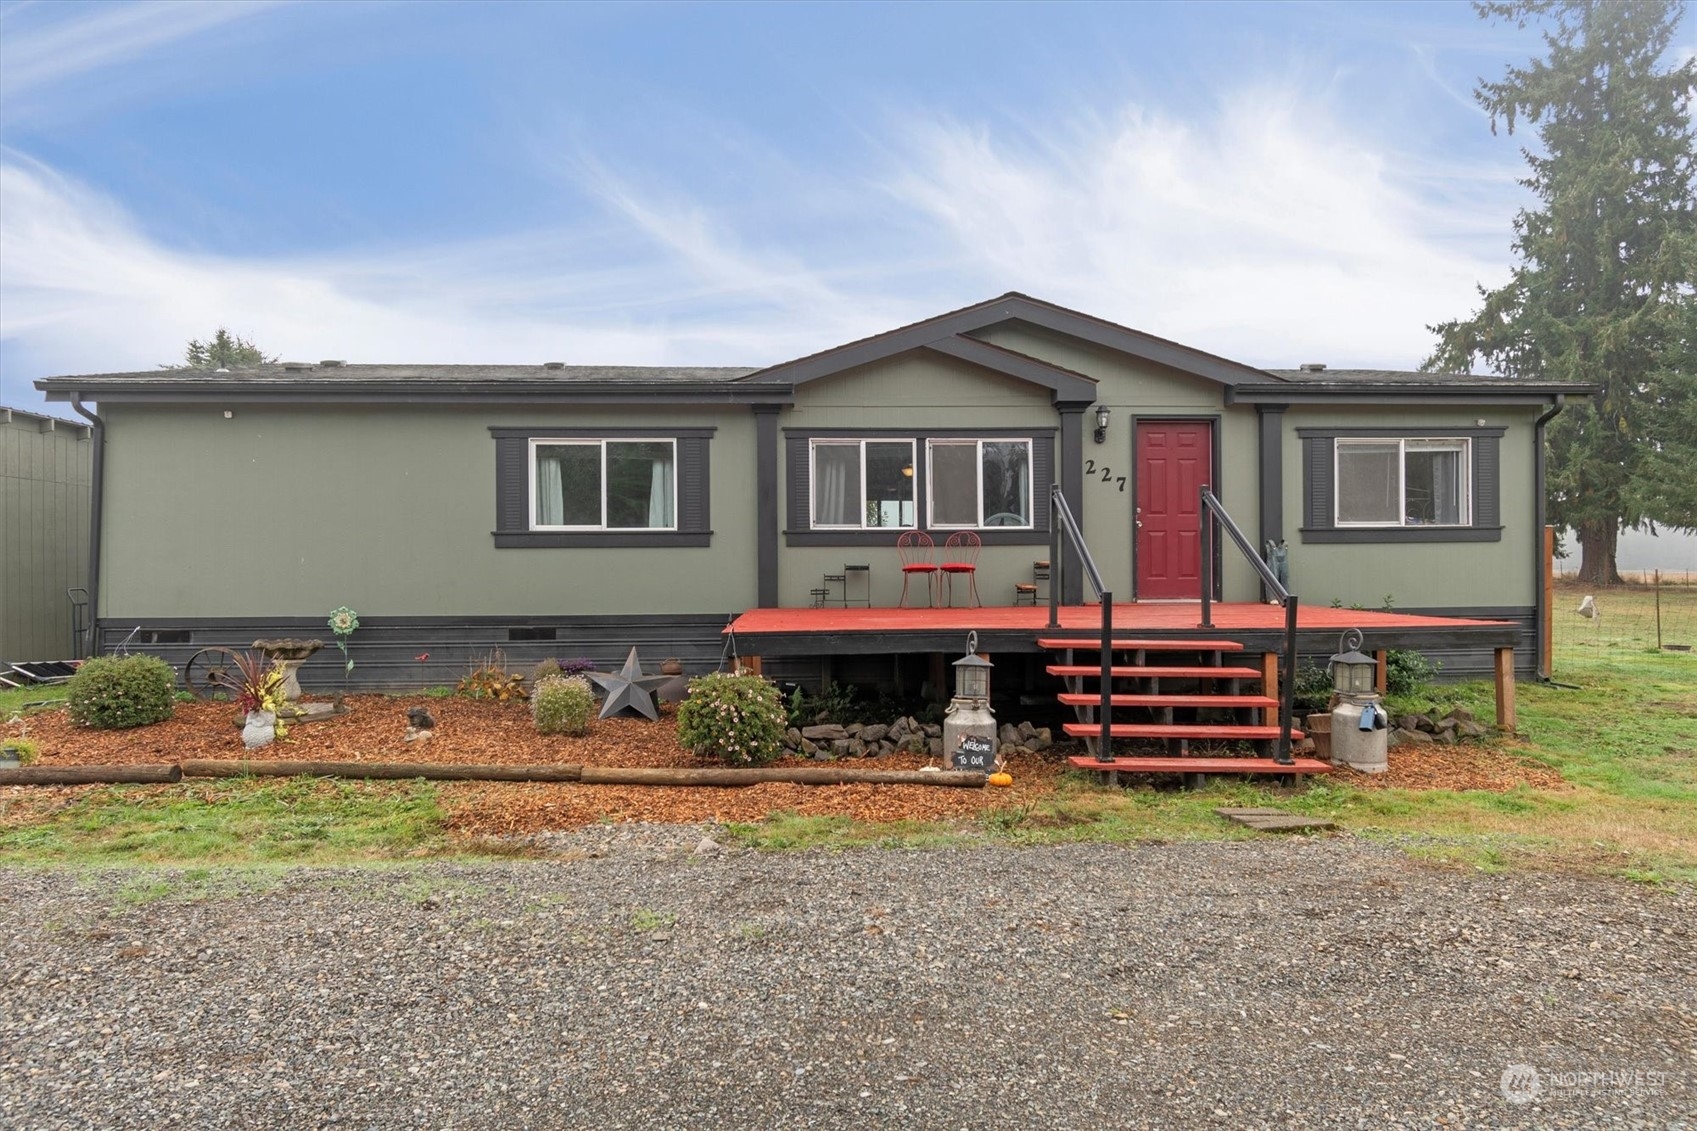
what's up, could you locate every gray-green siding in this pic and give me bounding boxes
[98,404,758,619]
[1,413,91,662]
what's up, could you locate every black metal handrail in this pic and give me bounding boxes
[1047,485,1114,761]
[1199,487,1297,764]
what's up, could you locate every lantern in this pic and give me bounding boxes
[1328,628,1377,696]
[952,631,993,702]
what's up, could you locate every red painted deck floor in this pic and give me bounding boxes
[726,602,1509,637]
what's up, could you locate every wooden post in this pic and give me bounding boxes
[1494,647,1516,731]
[1374,649,1388,695]
[740,655,762,676]
[929,652,947,703]
[1542,525,1555,677]
[1260,652,1279,726]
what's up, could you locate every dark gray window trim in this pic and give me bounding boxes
[784,427,1056,547]
[1298,426,1504,545]
[490,426,714,548]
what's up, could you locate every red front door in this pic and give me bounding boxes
[1135,421,1212,599]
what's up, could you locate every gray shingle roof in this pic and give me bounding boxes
[40,363,760,387]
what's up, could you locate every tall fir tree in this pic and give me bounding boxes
[175,328,274,370]
[1426,0,1696,584]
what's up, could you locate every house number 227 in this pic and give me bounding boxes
[1083,459,1127,492]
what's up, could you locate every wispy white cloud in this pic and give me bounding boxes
[1,72,1525,412]
[880,85,1518,369]
[0,0,273,107]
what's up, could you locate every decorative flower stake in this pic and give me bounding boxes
[328,606,360,677]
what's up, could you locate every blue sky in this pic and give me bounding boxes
[2,1,1690,417]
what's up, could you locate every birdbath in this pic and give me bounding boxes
[252,638,324,705]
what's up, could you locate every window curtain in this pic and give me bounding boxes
[536,449,566,525]
[1426,446,1462,524]
[814,445,856,525]
[648,447,675,527]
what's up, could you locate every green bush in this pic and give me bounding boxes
[533,675,595,736]
[676,672,787,766]
[1385,649,1440,697]
[66,655,177,730]
[530,657,564,685]
[1291,666,1335,715]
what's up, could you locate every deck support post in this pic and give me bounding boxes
[1260,653,1278,726]
[1098,589,1113,761]
[1494,647,1516,731]
[1374,649,1388,695]
[741,655,762,677]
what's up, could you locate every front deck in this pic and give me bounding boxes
[727,601,1522,732]
[726,601,1519,658]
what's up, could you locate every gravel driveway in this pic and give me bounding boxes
[2,832,1691,1130]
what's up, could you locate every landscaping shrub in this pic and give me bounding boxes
[66,654,177,730]
[1291,666,1335,715]
[676,672,787,766]
[533,675,595,736]
[1385,649,1441,697]
[457,649,528,701]
[530,657,563,685]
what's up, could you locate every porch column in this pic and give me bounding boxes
[754,404,782,608]
[1256,404,1287,602]
[1057,403,1087,605]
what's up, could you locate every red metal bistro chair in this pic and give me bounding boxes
[940,531,981,607]
[897,530,939,607]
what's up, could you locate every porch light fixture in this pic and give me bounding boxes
[901,463,914,478]
[1093,404,1111,444]
[952,630,992,702]
[1328,628,1377,696]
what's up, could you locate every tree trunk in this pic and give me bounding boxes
[1575,519,1623,585]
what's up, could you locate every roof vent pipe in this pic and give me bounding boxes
[1298,362,1327,372]
[543,361,565,370]
[320,359,344,367]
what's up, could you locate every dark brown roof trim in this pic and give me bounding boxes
[740,292,1275,390]
[1227,382,1595,405]
[39,381,794,407]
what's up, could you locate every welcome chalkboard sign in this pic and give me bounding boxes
[950,733,995,772]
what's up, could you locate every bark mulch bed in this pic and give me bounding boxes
[3,694,1568,837]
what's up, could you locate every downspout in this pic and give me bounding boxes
[69,395,104,657]
[1533,395,1565,680]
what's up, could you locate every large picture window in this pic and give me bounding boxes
[491,426,711,548]
[785,429,1053,546]
[928,439,1033,528]
[1299,427,1500,544]
[810,440,915,529]
[1335,438,1469,527]
[532,439,676,530]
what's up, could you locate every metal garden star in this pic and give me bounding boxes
[586,647,673,721]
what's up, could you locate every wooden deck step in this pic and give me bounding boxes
[1062,723,1306,741]
[1068,756,1333,776]
[1045,664,1264,680]
[1036,637,1245,652]
[1056,693,1279,709]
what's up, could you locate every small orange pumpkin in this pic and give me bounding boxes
[987,771,1014,787]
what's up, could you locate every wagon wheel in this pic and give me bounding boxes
[183,647,238,700]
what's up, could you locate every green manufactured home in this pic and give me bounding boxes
[35,294,1584,691]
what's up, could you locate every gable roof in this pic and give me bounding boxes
[740,292,1273,400]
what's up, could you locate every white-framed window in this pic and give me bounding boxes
[927,438,1033,529]
[1335,437,1470,527]
[530,438,677,530]
[809,439,915,529]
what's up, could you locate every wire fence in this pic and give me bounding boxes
[1552,575,1697,663]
